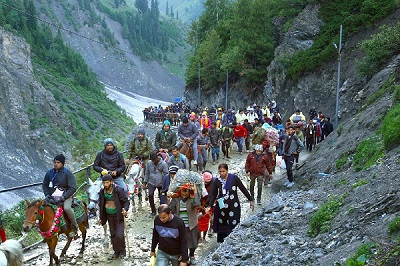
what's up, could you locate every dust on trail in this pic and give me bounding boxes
[23,147,303,265]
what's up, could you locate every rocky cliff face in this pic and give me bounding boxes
[185,4,399,122]
[33,0,186,102]
[0,27,70,207]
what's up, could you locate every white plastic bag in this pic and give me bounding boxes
[276,156,286,169]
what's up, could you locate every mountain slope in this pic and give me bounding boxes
[0,0,135,208]
[33,0,190,101]
[158,0,205,23]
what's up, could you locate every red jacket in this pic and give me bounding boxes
[233,125,248,138]
[245,152,273,176]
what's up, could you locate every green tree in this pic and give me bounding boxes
[135,0,148,13]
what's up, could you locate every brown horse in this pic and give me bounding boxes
[23,200,88,266]
[180,141,197,171]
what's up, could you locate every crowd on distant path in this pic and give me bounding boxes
[15,100,334,266]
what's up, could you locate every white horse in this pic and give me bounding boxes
[125,161,144,208]
[86,178,109,247]
[0,239,23,266]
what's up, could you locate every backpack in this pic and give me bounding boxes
[221,127,232,134]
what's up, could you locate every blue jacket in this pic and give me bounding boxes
[160,174,173,204]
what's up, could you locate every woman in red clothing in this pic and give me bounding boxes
[198,171,214,243]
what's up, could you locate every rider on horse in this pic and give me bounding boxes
[155,120,177,156]
[178,117,199,165]
[126,128,153,169]
[42,154,78,237]
[93,138,126,192]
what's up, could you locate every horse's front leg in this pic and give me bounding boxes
[60,234,73,259]
[79,222,87,257]
[46,237,59,266]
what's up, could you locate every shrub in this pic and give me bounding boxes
[346,243,375,266]
[352,179,368,189]
[336,151,353,170]
[381,103,400,150]
[353,135,385,172]
[308,195,345,237]
[388,216,400,236]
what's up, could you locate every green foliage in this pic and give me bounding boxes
[358,21,400,76]
[353,135,385,172]
[289,0,398,79]
[388,216,400,236]
[336,151,353,170]
[352,179,368,189]
[308,195,345,237]
[346,243,375,266]
[186,0,308,92]
[0,201,42,246]
[363,76,396,107]
[381,103,400,150]
[0,0,135,160]
[394,85,400,103]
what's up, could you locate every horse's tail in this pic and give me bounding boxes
[0,239,23,266]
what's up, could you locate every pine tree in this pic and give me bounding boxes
[166,1,169,15]
[170,6,174,18]
[176,10,179,20]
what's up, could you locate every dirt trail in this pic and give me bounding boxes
[23,147,307,265]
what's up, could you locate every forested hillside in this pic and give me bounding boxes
[186,0,399,98]
[31,0,189,100]
[158,0,205,23]
[0,0,135,209]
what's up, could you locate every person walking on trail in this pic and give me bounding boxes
[215,108,224,128]
[233,121,247,155]
[168,146,190,169]
[160,166,180,204]
[243,119,254,152]
[261,105,270,118]
[221,124,233,159]
[294,126,305,165]
[247,108,259,124]
[150,204,188,266]
[199,111,211,129]
[290,109,306,125]
[269,100,279,114]
[245,145,273,205]
[43,154,79,238]
[94,138,126,192]
[305,119,317,152]
[235,109,247,125]
[196,128,211,171]
[155,120,177,155]
[272,111,283,126]
[209,122,221,165]
[206,163,254,243]
[98,175,129,259]
[169,184,201,265]
[252,123,265,146]
[178,117,199,166]
[198,171,215,243]
[282,125,304,188]
[144,153,169,217]
[321,117,334,141]
[222,109,236,125]
[126,128,153,168]
[0,213,6,243]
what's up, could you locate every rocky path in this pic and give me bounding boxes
[23,140,306,265]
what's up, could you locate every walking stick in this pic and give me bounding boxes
[122,208,131,258]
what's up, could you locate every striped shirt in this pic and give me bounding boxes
[179,200,189,227]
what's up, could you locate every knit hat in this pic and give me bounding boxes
[104,138,114,147]
[137,128,145,136]
[254,144,263,151]
[54,154,66,165]
[202,172,212,182]
[102,174,113,181]
[169,165,179,174]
